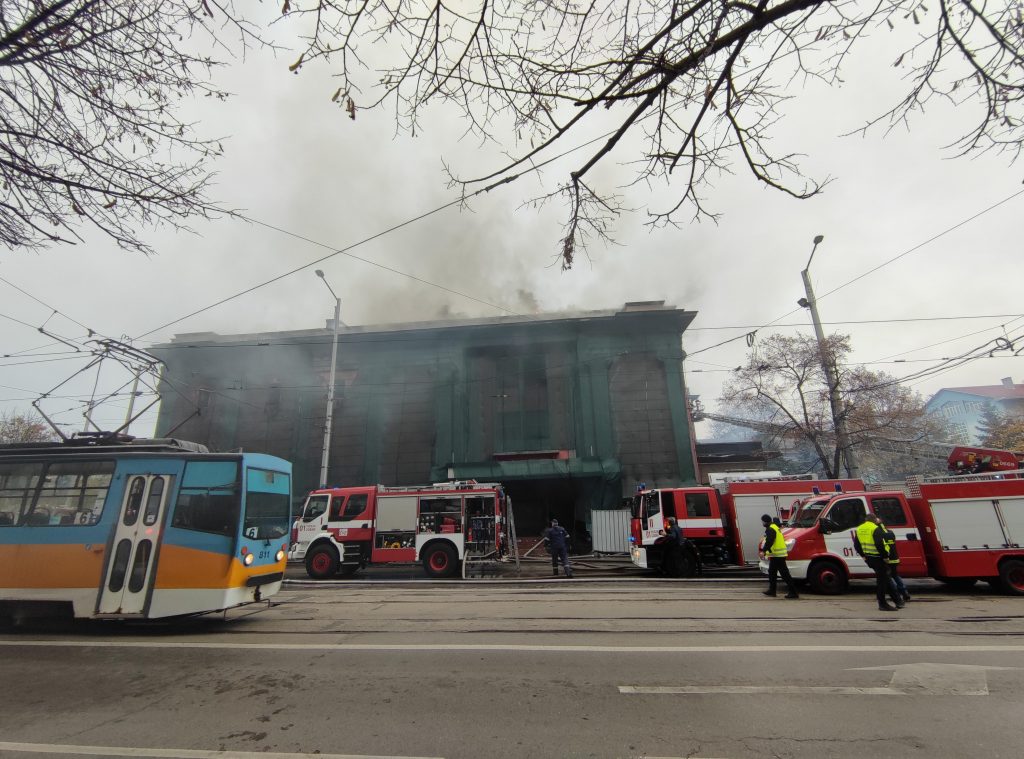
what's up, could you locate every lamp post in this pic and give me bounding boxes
[315,269,341,489]
[798,235,860,478]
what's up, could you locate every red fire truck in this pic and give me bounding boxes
[289,480,509,579]
[628,476,864,576]
[769,470,1024,595]
[947,446,1024,474]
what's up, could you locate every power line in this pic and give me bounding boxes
[846,326,1024,394]
[0,275,98,337]
[134,128,621,342]
[687,188,1024,357]
[868,315,1024,364]
[687,313,1024,331]
[815,189,1024,303]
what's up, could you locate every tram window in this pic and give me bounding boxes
[244,468,291,540]
[123,477,145,526]
[108,539,132,592]
[128,540,152,592]
[143,477,164,526]
[25,460,113,527]
[0,461,43,527]
[171,461,240,537]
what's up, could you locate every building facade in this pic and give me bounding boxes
[152,302,699,538]
[925,378,1024,444]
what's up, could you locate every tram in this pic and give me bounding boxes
[0,435,291,620]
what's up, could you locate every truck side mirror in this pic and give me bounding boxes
[818,518,834,535]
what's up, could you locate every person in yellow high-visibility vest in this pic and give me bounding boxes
[759,514,798,598]
[853,513,904,611]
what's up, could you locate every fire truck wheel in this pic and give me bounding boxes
[422,542,459,578]
[305,544,340,579]
[807,560,848,595]
[998,559,1024,595]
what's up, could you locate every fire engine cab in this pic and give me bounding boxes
[628,476,863,576]
[289,480,509,579]
[768,469,1024,595]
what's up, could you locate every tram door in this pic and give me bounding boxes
[97,465,180,615]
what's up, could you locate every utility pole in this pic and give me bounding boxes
[798,235,860,478]
[315,270,341,489]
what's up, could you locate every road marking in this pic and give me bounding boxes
[621,685,898,695]
[849,662,1018,695]
[0,744,442,759]
[3,641,1024,654]
[621,663,1019,697]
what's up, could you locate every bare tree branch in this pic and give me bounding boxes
[278,0,1023,267]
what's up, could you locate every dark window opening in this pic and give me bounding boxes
[108,539,132,592]
[825,498,866,532]
[170,461,240,538]
[303,495,330,522]
[342,493,369,520]
[143,477,164,526]
[123,477,145,526]
[128,539,152,593]
[871,497,908,527]
[685,492,712,518]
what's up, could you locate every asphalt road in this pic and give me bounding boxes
[2,576,1023,759]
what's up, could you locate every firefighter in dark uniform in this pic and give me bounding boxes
[882,524,911,602]
[759,514,799,598]
[543,519,573,578]
[664,517,702,577]
[854,513,904,611]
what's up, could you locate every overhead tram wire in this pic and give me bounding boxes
[686,187,1024,358]
[133,129,621,343]
[814,189,1024,303]
[867,315,1024,364]
[686,313,1024,331]
[846,325,1024,394]
[0,275,97,335]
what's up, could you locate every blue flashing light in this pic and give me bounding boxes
[811,486,820,495]
[834,483,843,492]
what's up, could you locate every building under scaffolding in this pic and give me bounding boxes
[151,301,699,542]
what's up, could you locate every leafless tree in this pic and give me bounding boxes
[281,0,1024,267]
[0,1,256,254]
[0,409,57,443]
[719,332,950,478]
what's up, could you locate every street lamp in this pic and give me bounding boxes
[315,269,341,489]
[798,235,860,478]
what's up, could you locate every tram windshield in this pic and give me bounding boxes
[244,468,292,539]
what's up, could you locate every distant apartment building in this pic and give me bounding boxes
[925,378,1024,444]
[151,301,699,538]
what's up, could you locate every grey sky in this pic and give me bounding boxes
[0,8,1020,440]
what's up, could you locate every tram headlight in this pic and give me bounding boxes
[243,552,255,566]
[275,549,285,561]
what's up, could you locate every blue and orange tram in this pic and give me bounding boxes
[0,436,291,620]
